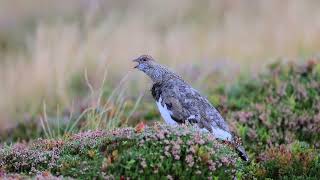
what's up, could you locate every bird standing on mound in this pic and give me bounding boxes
[133,55,249,161]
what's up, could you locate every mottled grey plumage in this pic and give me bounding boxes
[133,55,249,161]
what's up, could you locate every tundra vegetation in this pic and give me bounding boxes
[1,60,320,179]
[1,0,320,179]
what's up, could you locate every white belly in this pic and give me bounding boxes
[156,97,177,125]
[156,97,232,141]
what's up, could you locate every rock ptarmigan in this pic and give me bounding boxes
[133,55,249,161]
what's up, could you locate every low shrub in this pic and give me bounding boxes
[214,60,320,154]
[242,141,320,179]
[0,124,243,179]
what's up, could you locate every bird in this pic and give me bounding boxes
[133,55,249,161]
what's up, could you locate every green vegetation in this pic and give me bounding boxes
[1,0,320,130]
[0,124,242,179]
[213,60,320,179]
[223,61,320,149]
[1,60,320,179]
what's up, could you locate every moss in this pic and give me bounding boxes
[0,124,243,179]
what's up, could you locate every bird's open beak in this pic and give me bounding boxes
[132,58,139,68]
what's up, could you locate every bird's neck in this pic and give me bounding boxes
[146,65,180,83]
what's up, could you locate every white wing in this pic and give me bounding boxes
[156,97,178,125]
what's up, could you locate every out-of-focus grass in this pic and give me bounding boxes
[0,70,144,142]
[1,0,320,130]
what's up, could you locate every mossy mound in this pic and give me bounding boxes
[0,124,243,179]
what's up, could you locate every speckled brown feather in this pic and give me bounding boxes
[151,78,230,132]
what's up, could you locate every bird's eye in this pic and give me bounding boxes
[142,58,147,62]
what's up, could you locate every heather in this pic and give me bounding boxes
[211,60,320,179]
[223,61,320,148]
[1,0,320,130]
[0,124,242,179]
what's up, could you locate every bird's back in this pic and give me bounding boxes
[153,77,231,137]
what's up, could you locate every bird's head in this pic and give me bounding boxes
[132,54,179,83]
[132,54,156,73]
